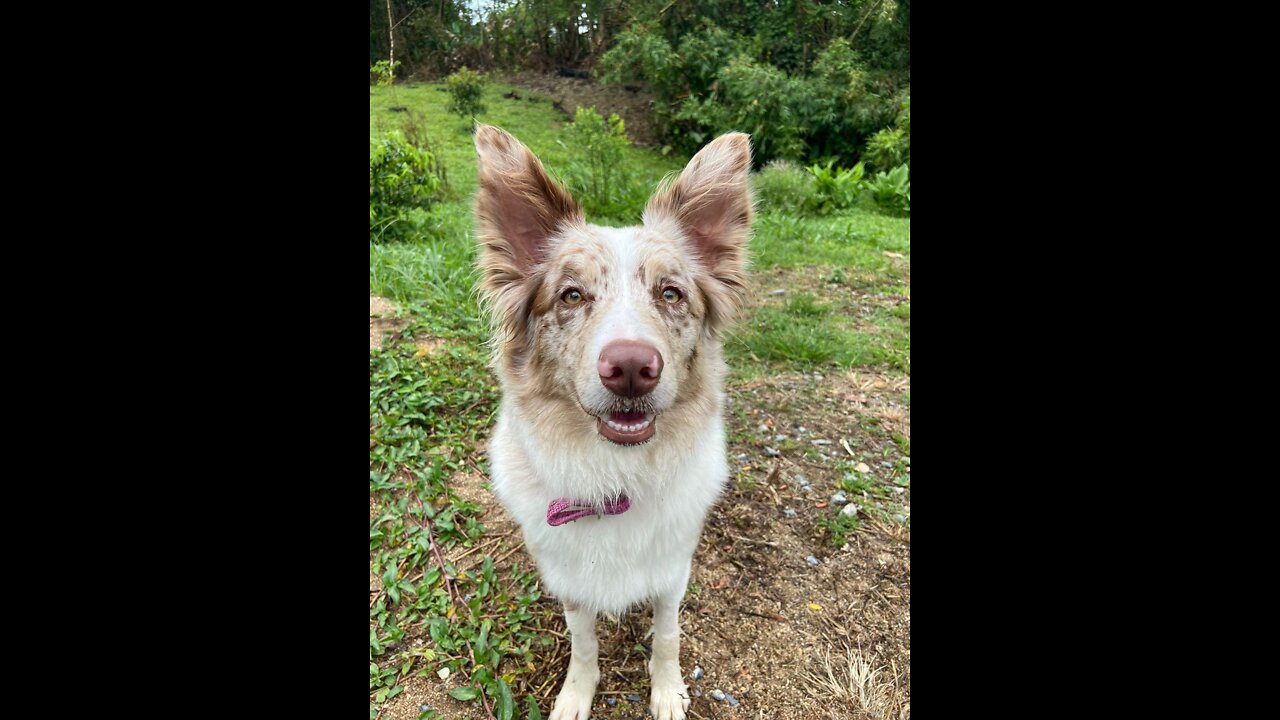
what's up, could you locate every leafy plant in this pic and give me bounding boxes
[806,161,865,215]
[865,164,910,217]
[753,160,817,212]
[864,94,910,172]
[370,59,401,86]
[444,67,487,128]
[559,107,646,221]
[369,131,443,241]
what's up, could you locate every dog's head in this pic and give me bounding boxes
[474,125,752,446]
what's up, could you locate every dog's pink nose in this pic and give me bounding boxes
[598,341,663,397]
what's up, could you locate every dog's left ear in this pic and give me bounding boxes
[644,132,753,331]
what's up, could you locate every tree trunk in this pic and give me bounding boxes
[385,0,396,81]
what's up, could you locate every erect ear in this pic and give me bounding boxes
[473,125,582,360]
[644,132,754,331]
[473,124,582,284]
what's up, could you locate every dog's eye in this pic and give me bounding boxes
[662,287,682,304]
[562,289,584,305]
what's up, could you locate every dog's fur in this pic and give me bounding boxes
[473,125,752,720]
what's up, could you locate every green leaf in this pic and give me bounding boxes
[495,678,515,720]
[448,686,479,702]
[526,695,542,720]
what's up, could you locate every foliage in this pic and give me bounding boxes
[752,160,818,213]
[370,59,401,86]
[864,94,910,172]
[444,67,487,125]
[806,161,865,216]
[559,107,648,221]
[865,164,910,217]
[370,131,444,241]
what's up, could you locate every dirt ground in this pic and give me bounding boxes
[372,295,911,720]
[500,71,661,147]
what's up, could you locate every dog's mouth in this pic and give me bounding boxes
[596,408,656,445]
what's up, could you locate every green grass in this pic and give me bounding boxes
[370,335,552,719]
[750,209,911,269]
[371,83,681,224]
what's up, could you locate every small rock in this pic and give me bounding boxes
[769,289,786,296]
[812,439,832,446]
[626,694,642,702]
[774,434,788,442]
[854,462,871,473]
[893,513,907,523]
[691,666,704,681]
[798,426,807,433]
[725,693,740,707]
[806,555,819,566]
[692,688,703,698]
[814,373,825,381]
[831,491,848,506]
[891,486,905,494]
[794,474,808,484]
[841,504,859,517]
[419,705,432,713]
[710,689,727,701]
[606,697,617,706]
[783,507,797,518]
[758,424,769,433]
[881,461,894,468]
[765,446,780,457]
[736,453,748,461]
[436,667,450,680]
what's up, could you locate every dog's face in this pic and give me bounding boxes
[474,126,752,446]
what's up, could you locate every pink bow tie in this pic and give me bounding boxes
[547,495,631,526]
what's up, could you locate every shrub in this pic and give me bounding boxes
[560,107,647,221]
[369,131,444,241]
[805,161,865,215]
[865,164,910,217]
[369,59,400,86]
[864,94,910,172]
[752,160,816,212]
[444,67,487,126]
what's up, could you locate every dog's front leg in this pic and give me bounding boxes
[550,601,599,720]
[648,589,690,720]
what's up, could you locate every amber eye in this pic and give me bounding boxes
[562,289,584,305]
[662,287,682,304]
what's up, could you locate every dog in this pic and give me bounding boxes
[473,124,753,720]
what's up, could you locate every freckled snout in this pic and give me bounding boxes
[597,340,663,397]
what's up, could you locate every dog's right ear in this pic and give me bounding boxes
[473,125,582,358]
[473,125,582,281]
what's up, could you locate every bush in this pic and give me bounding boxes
[674,55,807,164]
[864,94,910,172]
[752,160,816,212]
[369,131,444,241]
[600,26,903,168]
[806,161,865,216]
[560,107,647,221]
[865,164,910,217]
[444,67,487,126]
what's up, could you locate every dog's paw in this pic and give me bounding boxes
[549,670,598,720]
[650,680,690,720]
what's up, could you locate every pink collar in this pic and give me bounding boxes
[547,495,631,526]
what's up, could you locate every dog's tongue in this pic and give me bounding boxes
[609,409,647,423]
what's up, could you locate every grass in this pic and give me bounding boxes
[804,644,907,719]
[370,77,910,718]
[370,332,553,719]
